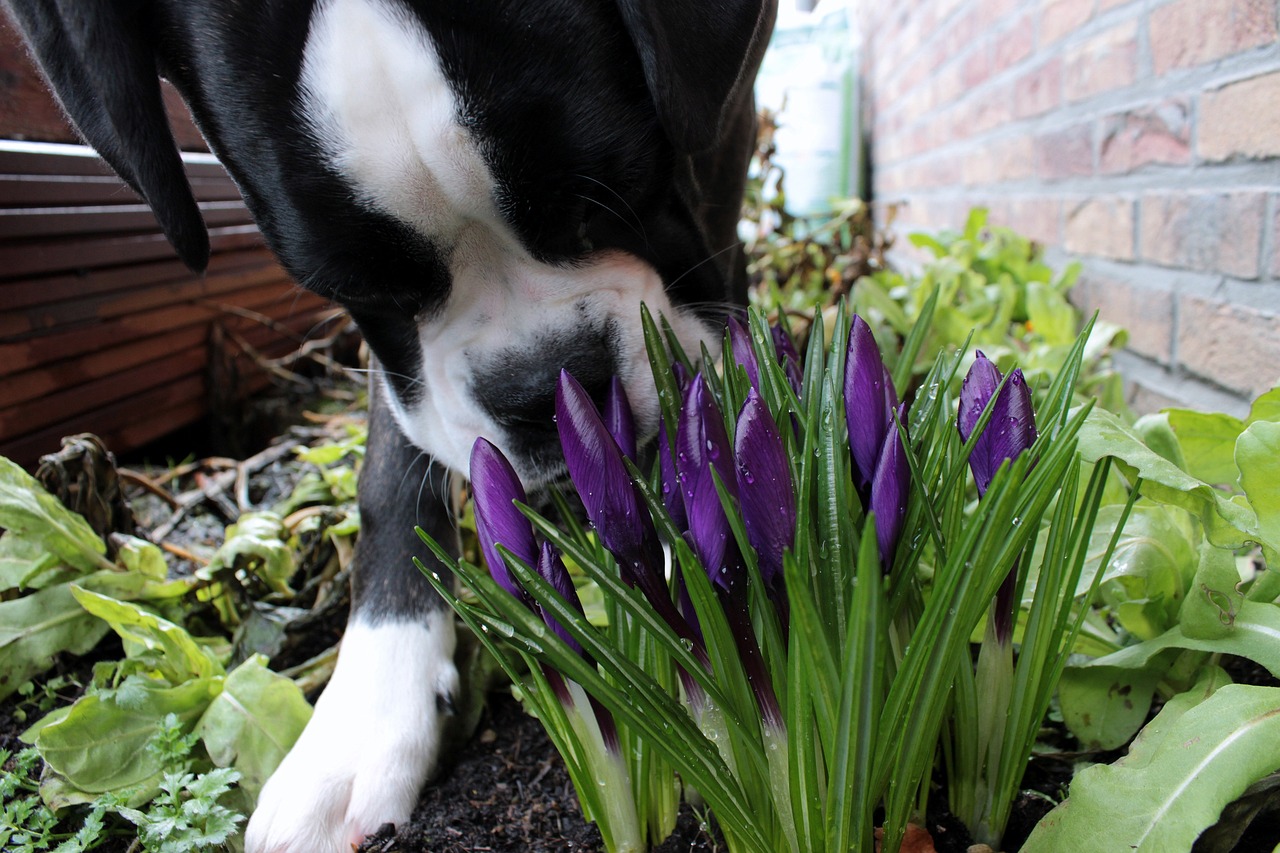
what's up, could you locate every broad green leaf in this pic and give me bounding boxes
[1179,544,1245,641]
[1163,409,1246,486]
[1238,420,1280,547]
[1083,599,1280,677]
[196,655,312,801]
[0,457,111,574]
[0,582,110,701]
[1078,409,1269,552]
[1131,413,1187,472]
[1085,504,1196,636]
[1023,683,1280,853]
[204,512,297,594]
[0,532,62,592]
[114,535,169,580]
[1058,665,1160,751]
[1246,386,1280,425]
[1025,281,1075,345]
[70,587,222,683]
[31,677,222,792]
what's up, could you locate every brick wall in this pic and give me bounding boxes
[861,0,1280,415]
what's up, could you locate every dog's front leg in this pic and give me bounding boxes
[246,383,460,853]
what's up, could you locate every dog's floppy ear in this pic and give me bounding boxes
[6,0,210,271]
[615,0,775,153]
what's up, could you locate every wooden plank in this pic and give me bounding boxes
[0,268,325,341]
[0,175,242,207]
[0,147,225,179]
[0,281,333,372]
[0,223,265,279]
[0,376,209,469]
[0,200,253,239]
[0,344,207,436]
[0,246,278,313]
[0,312,342,468]
[2,303,342,408]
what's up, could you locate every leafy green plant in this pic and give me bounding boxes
[1021,385,1280,850]
[418,295,1118,851]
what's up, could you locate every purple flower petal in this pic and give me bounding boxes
[958,353,1037,496]
[535,542,585,657]
[604,376,637,462]
[556,370,663,579]
[677,374,741,589]
[728,317,760,391]
[771,324,804,397]
[871,405,911,572]
[470,438,538,600]
[735,388,795,586]
[659,428,687,531]
[845,314,890,499]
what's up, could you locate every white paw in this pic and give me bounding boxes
[245,615,458,853]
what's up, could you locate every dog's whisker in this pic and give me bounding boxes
[667,242,742,289]
[573,173,648,243]
[575,193,646,242]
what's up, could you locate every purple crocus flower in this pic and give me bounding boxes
[958,351,1038,643]
[556,370,664,585]
[870,405,911,572]
[557,369,707,666]
[958,351,1038,497]
[659,429,687,532]
[470,438,538,602]
[771,324,804,397]
[845,315,899,503]
[734,388,795,587]
[535,541,586,658]
[728,316,760,390]
[603,377,637,462]
[676,374,741,590]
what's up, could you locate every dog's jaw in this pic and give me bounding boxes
[300,0,721,486]
[245,614,459,853]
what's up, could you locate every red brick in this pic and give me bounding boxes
[995,13,1035,72]
[1064,21,1138,102]
[1065,197,1134,260]
[1071,275,1174,364]
[1014,57,1063,118]
[962,135,1034,186]
[1140,192,1265,279]
[1099,99,1192,173]
[1035,124,1095,180]
[1199,71,1280,162]
[1177,297,1280,397]
[1273,199,1280,278]
[1151,0,1277,75]
[1097,0,1135,10]
[1041,0,1095,44]
[998,196,1062,245]
[977,0,1020,29]
[962,44,994,89]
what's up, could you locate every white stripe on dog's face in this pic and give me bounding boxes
[300,0,718,484]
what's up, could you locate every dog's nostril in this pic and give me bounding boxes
[473,334,615,445]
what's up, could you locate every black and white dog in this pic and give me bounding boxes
[5,1,776,850]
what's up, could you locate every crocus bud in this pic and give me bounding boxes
[535,542,585,658]
[958,352,1038,497]
[728,316,760,390]
[603,376,637,462]
[677,375,742,590]
[771,323,803,397]
[470,438,538,601]
[845,315,898,502]
[556,370,663,589]
[870,404,911,572]
[659,428,687,532]
[735,388,795,587]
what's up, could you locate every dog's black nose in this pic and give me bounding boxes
[471,330,614,460]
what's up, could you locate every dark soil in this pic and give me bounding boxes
[357,690,729,853]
